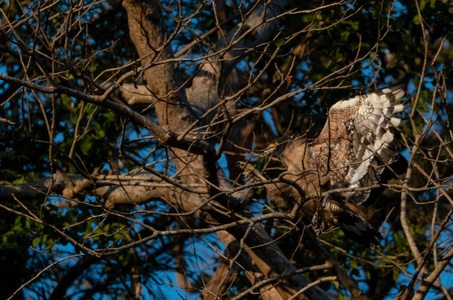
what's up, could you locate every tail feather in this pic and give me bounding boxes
[325,200,382,246]
[338,211,383,246]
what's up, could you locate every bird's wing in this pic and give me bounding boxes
[313,82,408,203]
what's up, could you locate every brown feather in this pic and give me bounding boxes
[266,82,408,246]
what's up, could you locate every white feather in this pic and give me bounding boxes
[393,103,408,113]
[390,117,402,126]
[347,149,373,186]
[394,90,405,99]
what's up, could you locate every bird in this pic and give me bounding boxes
[264,82,408,246]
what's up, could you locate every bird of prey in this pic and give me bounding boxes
[265,82,408,246]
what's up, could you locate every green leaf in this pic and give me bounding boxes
[45,239,55,252]
[420,0,426,10]
[12,176,27,184]
[332,280,340,289]
[61,94,72,106]
[103,112,116,122]
[11,225,24,233]
[94,123,106,139]
[79,137,92,155]
[32,237,41,248]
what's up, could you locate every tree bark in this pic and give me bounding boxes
[121,1,332,299]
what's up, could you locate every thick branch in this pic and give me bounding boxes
[120,1,332,298]
[0,173,212,218]
[187,0,288,116]
[225,224,333,300]
[205,230,285,300]
[122,0,194,131]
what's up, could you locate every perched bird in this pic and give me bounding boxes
[265,82,408,246]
